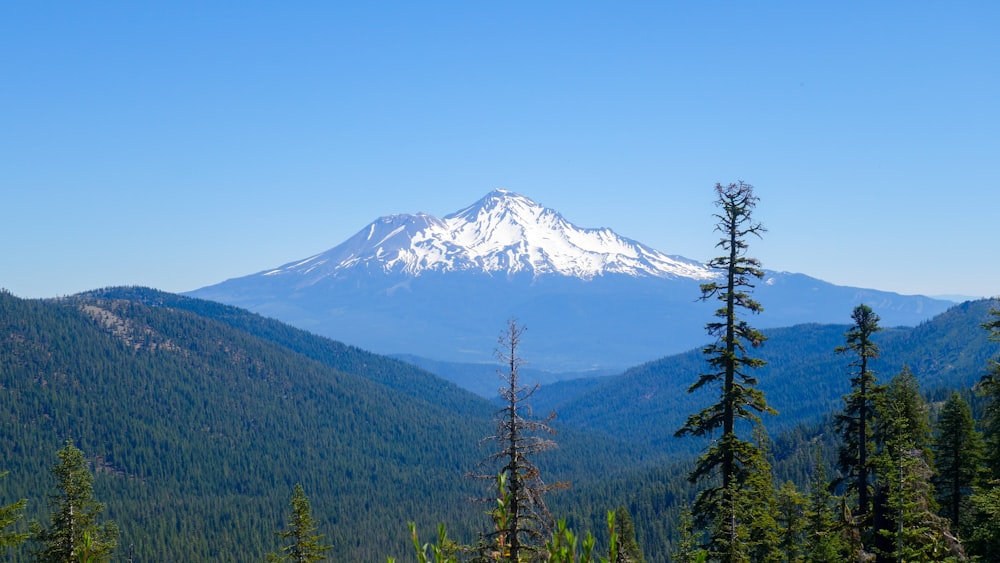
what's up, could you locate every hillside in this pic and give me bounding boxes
[0,288,655,561]
[530,299,997,452]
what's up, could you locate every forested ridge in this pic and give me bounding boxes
[533,299,995,455]
[1,285,999,561]
[0,288,657,561]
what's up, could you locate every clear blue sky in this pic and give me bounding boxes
[2,2,997,299]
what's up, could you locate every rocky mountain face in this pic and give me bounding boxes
[188,190,952,373]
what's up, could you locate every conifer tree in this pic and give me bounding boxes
[979,303,1000,477]
[873,370,963,561]
[29,440,118,563]
[740,440,780,563]
[672,505,705,563]
[612,506,645,563]
[675,181,774,558]
[803,455,851,563]
[876,366,932,460]
[834,304,883,524]
[932,392,984,531]
[775,481,806,563]
[471,319,562,562]
[0,471,27,550]
[270,483,331,562]
[965,483,1000,559]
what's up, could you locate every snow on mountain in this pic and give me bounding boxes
[262,188,715,281]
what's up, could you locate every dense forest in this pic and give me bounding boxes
[2,188,1000,561]
[1,287,998,561]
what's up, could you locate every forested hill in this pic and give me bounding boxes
[0,288,657,561]
[532,299,997,452]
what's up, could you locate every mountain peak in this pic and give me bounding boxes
[260,190,715,281]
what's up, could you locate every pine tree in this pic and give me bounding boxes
[471,319,563,562]
[775,481,806,563]
[979,303,1000,477]
[803,456,851,563]
[965,481,1000,559]
[29,440,118,563]
[873,369,964,562]
[613,506,645,563]
[675,181,774,558]
[875,446,964,561]
[834,304,883,524]
[932,392,984,531]
[740,434,780,563]
[270,483,332,562]
[0,471,27,550]
[672,505,706,563]
[876,366,932,460]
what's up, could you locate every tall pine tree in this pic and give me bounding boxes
[675,181,774,559]
[29,440,118,563]
[834,304,883,525]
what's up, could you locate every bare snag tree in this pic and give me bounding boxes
[470,319,564,562]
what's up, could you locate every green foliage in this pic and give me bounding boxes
[803,457,851,563]
[0,471,28,551]
[834,304,883,521]
[774,481,806,563]
[396,510,622,563]
[5,287,1000,562]
[979,303,1000,477]
[965,481,1000,560]
[542,300,998,459]
[877,366,933,461]
[270,483,332,562]
[671,505,706,563]
[933,392,985,530]
[675,182,775,557]
[874,447,963,561]
[612,506,644,563]
[29,440,118,563]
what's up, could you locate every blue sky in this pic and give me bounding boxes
[2,2,997,299]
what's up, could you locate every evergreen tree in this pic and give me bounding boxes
[932,392,985,531]
[672,505,706,563]
[872,369,963,562]
[979,303,1000,477]
[876,366,932,460]
[0,471,27,550]
[29,440,118,563]
[471,319,562,562]
[740,432,780,563]
[874,446,963,561]
[834,304,883,524]
[270,483,332,562]
[803,457,851,563]
[774,481,806,563]
[612,506,645,563]
[675,181,774,558]
[965,481,1000,560]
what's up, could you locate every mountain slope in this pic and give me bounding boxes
[0,288,656,561]
[188,189,953,373]
[530,299,997,452]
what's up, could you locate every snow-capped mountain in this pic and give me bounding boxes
[261,188,714,282]
[189,189,953,377]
